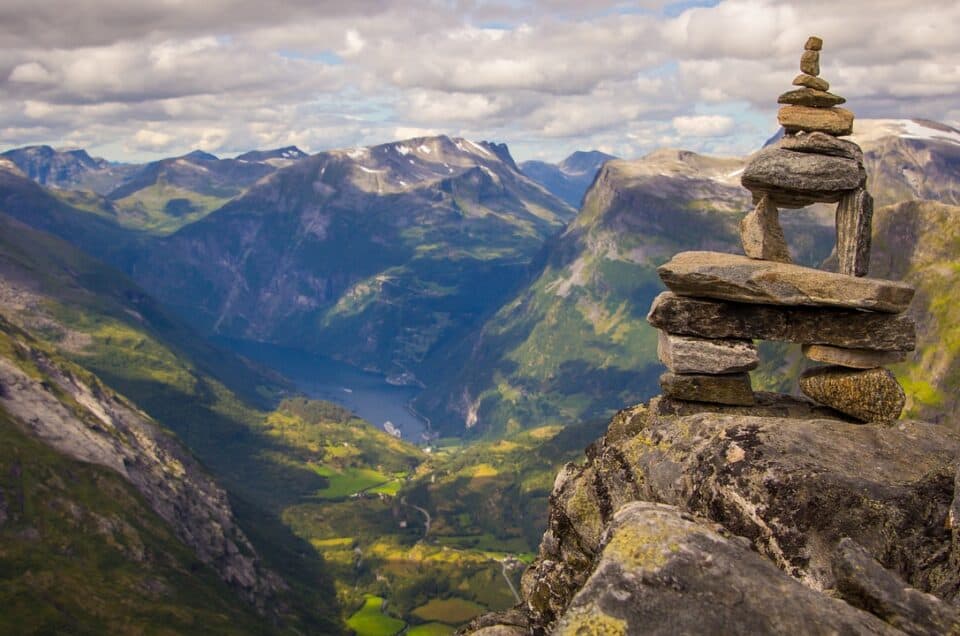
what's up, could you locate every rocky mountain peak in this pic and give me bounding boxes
[181,149,219,162]
[235,145,308,162]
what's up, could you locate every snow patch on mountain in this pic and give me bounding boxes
[851,119,960,146]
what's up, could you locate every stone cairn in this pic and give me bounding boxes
[646,37,916,423]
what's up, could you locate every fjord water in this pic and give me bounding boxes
[221,338,429,441]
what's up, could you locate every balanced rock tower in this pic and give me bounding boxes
[648,37,916,422]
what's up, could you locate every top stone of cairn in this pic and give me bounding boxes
[778,37,853,136]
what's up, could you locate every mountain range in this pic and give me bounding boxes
[2,117,960,632]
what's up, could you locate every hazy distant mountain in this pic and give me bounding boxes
[0,144,134,193]
[521,150,617,207]
[100,150,278,233]
[128,135,574,378]
[235,145,308,164]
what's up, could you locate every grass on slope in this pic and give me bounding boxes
[0,407,270,636]
[113,180,233,235]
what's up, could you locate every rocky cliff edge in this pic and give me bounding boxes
[462,394,960,635]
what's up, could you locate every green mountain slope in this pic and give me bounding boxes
[0,404,270,635]
[0,213,345,632]
[128,136,574,380]
[861,200,960,425]
[416,151,835,436]
[105,151,279,234]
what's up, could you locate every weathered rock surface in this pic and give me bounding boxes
[648,292,917,351]
[801,49,821,76]
[740,195,792,262]
[553,503,901,636]
[459,609,532,636]
[805,36,823,51]
[803,343,905,369]
[778,131,863,160]
[657,251,915,313]
[833,538,960,636]
[778,87,846,108]
[742,145,864,207]
[800,365,906,422]
[651,392,850,421]
[793,73,830,91]
[508,403,960,632]
[779,105,855,136]
[657,331,758,374]
[837,186,874,277]
[660,371,754,406]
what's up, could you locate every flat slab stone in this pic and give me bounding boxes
[778,88,845,108]
[803,344,906,369]
[740,195,791,263]
[658,331,759,374]
[779,105,855,136]
[647,292,916,352]
[742,145,864,208]
[660,372,754,406]
[657,251,915,313]
[778,132,862,161]
[793,73,829,91]
[651,392,851,421]
[800,366,906,423]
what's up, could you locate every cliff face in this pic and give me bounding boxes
[464,398,960,634]
[0,320,284,612]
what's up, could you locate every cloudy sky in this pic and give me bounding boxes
[2,0,958,162]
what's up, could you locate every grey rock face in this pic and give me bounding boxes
[651,392,849,420]
[742,145,864,207]
[553,502,900,636]
[800,365,906,422]
[802,344,905,369]
[793,73,830,91]
[779,131,863,161]
[778,88,846,108]
[837,187,874,277]
[657,251,915,313]
[657,331,758,374]
[0,349,283,610]
[659,371,754,406]
[647,292,917,351]
[833,538,960,636]
[496,404,960,634]
[739,195,792,262]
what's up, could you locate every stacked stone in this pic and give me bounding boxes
[646,37,917,423]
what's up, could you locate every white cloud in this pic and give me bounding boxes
[672,115,735,137]
[130,129,175,151]
[9,62,54,83]
[0,0,958,163]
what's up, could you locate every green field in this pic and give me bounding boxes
[346,595,406,636]
[411,598,485,624]
[311,464,392,499]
